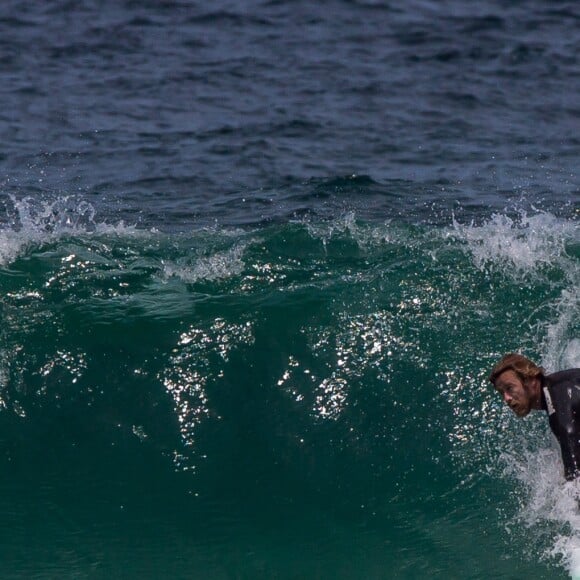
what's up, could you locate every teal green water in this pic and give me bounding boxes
[0,206,578,578]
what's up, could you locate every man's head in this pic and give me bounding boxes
[489,353,545,417]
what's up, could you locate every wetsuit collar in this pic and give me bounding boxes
[539,374,556,415]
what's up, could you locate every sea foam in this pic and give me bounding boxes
[503,442,580,578]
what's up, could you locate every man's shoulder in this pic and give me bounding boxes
[546,368,580,388]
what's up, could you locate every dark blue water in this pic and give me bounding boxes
[1,0,578,227]
[0,1,578,578]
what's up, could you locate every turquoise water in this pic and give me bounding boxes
[0,200,577,578]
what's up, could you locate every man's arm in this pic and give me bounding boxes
[546,377,580,480]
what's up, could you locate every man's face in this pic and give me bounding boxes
[494,370,534,417]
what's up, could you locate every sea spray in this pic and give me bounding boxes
[450,210,577,277]
[0,195,144,265]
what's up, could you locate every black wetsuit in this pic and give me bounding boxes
[541,369,580,480]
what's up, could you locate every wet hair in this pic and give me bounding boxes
[489,353,545,385]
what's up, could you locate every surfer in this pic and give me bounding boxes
[490,353,580,481]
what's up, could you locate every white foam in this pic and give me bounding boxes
[451,211,578,277]
[501,389,580,577]
[500,442,580,576]
[561,340,580,369]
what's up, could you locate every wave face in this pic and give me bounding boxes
[1,0,578,575]
[0,198,577,578]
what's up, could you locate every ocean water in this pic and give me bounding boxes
[0,1,579,578]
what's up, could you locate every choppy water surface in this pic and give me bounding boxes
[0,0,578,227]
